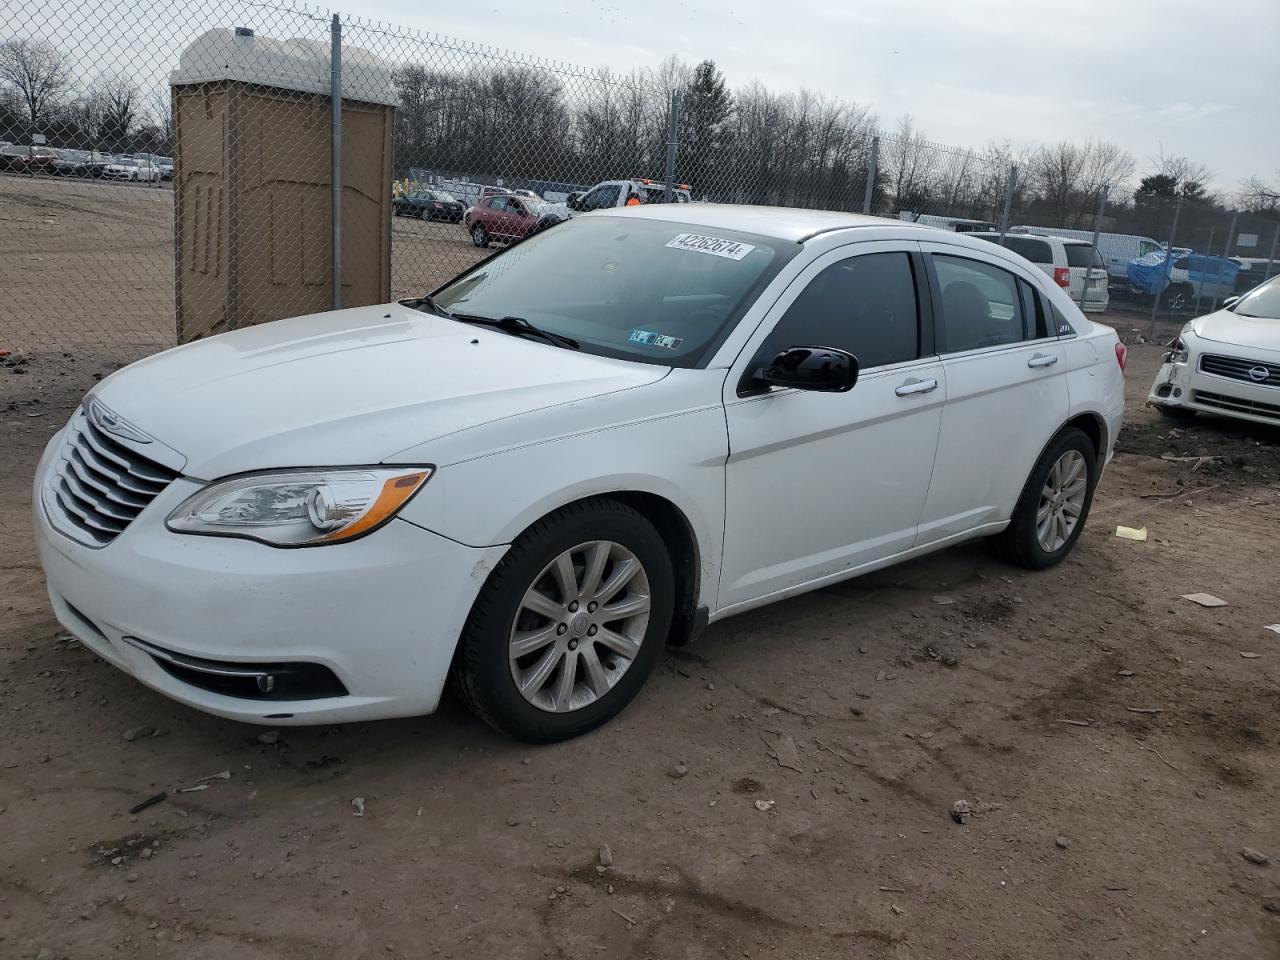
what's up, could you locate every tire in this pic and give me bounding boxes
[993,427,1098,570]
[452,497,675,743]
[471,224,489,248]
[1161,283,1193,311]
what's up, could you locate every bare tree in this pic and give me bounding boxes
[91,74,139,152]
[0,38,71,128]
[148,88,173,150]
[1031,140,1086,223]
[883,116,935,215]
[1150,150,1214,203]
[1079,140,1135,201]
[1239,174,1279,215]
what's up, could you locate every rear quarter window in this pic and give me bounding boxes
[1064,245,1102,268]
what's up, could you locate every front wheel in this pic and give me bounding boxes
[452,498,674,742]
[993,427,1098,570]
[471,224,489,248]
[1161,283,1193,311]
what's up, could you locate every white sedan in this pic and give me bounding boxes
[1149,275,1280,426]
[101,158,160,182]
[34,206,1126,742]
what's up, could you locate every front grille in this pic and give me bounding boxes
[46,409,180,546]
[1193,390,1280,422]
[1199,353,1280,388]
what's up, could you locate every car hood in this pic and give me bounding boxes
[93,304,669,478]
[1193,309,1280,352]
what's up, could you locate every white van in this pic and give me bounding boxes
[1011,226,1167,285]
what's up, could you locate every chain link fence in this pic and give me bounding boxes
[3,0,1277,372]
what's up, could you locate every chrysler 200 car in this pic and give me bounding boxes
[35,205,1126,742]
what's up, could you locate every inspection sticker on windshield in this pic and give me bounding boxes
[665,233,755,261]
[629,329,684,350]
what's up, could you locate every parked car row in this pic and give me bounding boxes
[392,188,465,222]
[0,143,173,181]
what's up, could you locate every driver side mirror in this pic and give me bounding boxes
[752,346,859,393]
[1222,295,1240,308]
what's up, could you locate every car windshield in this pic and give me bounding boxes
[1231,276,1280,319]
[430,191,455,201]
[431,216,795,367]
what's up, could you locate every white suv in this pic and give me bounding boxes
[34,206,1126,742]
[972,232,1109,312]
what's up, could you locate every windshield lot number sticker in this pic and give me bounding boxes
[666,233,755,261]
[629,329,684,350]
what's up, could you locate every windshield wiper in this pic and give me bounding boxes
[399,295,454,319]
[451,313,580,351]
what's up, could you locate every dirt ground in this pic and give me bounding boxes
[0,174,486,358]
[3,177,1280,958]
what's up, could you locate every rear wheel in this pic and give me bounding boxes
[471,223,489,248]
[453,498,674,742]
[993,427,1098,570]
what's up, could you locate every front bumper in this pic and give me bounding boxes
[33,434,506,725]
[1148,343,1280,427]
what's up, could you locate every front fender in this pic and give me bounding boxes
[396,406,728,612]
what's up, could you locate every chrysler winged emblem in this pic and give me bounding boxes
[87,397,153,444]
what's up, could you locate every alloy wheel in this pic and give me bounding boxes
[1036,450,1087,552]
[508,540,651,713]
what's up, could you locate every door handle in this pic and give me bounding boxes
[895,378,939,397]
[1027,353,1059,368]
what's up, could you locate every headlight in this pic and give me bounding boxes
[166,467,432,547]
[1166,323,1193,363]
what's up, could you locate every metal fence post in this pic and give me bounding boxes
[663,91,681,203]
[1212,210,1238,312]
[1194,227,1214,316]
[862,135,879,215]
[1079,187,1107,311]
[330,13,343,310]
[1148,197,1182,334]
[1266,223,1280,281]
[997,164,1017,242]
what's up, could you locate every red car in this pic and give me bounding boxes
[1,144,60,173]
[465,195,564,248]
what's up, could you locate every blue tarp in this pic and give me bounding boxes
[1127,251,1241,295]
[1127,251,1170,294]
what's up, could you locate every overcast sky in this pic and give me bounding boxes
[363,0,1278,193]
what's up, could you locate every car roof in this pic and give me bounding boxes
[588,203,941,243]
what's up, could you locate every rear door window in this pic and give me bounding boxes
[1003,236,1054,265]
[932,255,1025,353]
[760,252,920,369]
[1063,245,1100,268]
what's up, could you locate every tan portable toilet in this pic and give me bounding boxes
[170,28,395,342]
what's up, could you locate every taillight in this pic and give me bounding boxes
[1054,267,1071,287]
[1115,341,1128,373]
